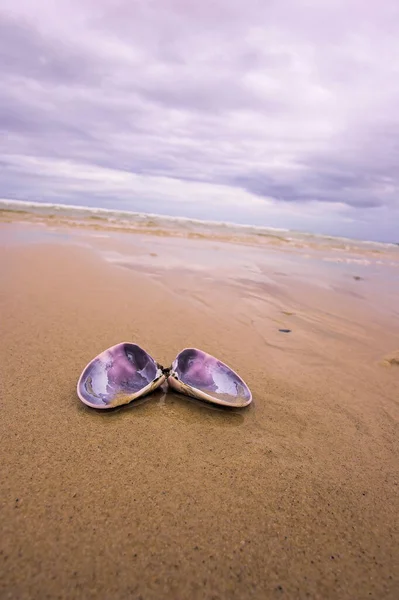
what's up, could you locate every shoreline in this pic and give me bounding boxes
[2,203,399,259]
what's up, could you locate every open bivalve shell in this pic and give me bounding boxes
[77,343,166,409]
[168,348,252,407]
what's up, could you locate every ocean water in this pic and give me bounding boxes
[1,199,399,262]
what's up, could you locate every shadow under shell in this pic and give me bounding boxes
[77,343,163,409]
[169,348,252,407]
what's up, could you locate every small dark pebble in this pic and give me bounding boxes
[331,555,335,559]
[279,329,292,333]
[353,276,363,281]
[276,585,284,592]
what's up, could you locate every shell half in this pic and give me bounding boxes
[167,348,252,407]
[77,343,165,409]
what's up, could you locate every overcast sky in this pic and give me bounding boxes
[1,0,399,241]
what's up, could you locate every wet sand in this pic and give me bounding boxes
[1,221,398,599]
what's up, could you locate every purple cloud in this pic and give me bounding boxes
[1,0,399,241]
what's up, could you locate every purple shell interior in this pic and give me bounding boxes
[173,348,251,405]
[78,343,159,408]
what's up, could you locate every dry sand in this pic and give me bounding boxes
[1,221,398,599]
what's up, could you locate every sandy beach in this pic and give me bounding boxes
[1,218,398,599]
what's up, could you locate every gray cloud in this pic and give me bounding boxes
[0,0,398,240]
